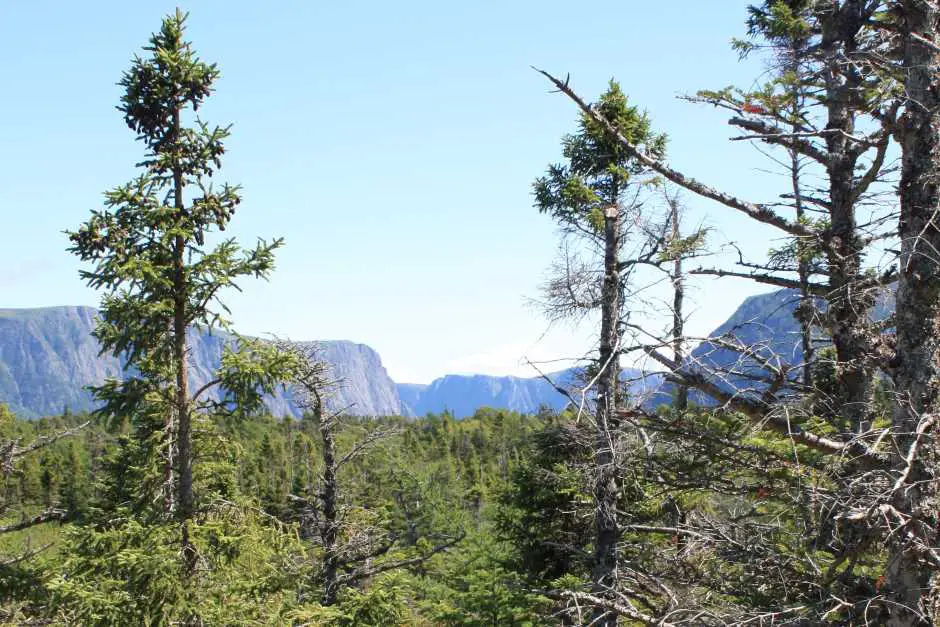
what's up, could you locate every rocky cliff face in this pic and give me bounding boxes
[266,340,402,417]
[0,307,401,418]
[0,307,122,418]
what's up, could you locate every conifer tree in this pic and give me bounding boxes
[534,81,665,626]
[878,2,940,622]
[282,344,462,610]
[67,7,294,581]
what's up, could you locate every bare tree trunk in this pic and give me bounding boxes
[315,395,340,607]
[671,201,688,411]
[284,347,453,606]
[172,103,195,570]
[820,3,874,435]
[788,63,814,389]
[591,202,621,627]
[885,3,940,624]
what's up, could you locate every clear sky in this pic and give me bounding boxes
[0,1,797,383]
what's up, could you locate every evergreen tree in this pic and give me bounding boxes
[533,81,665,625]
[880,1,940,622]
[67,6,292,555]
[58,11,298,622]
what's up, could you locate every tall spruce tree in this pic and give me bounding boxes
[67,9,293,574]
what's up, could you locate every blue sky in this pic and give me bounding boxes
[0,1,797,383]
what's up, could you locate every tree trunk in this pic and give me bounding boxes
[820,2,874,435]
[885,2,940,624]
[788,61,814,389]
[591,202,621,626]
[316,395,340,606]
[671,203,688,411]
[172,104,195,570]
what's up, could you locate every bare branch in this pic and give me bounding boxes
[0,508,66,535]
[689,267,829,295]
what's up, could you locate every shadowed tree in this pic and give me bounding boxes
[878,2,940,623]
[282,343,463,609]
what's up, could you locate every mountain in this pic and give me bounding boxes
[398,368,666,417]
[662,286,895,405]
[261,340,402,417]
[398,373,570,417]
[0,307,400,419]
[0,307,123,419]
[0,287,894,420]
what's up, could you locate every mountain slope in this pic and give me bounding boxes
[396,383,428,417]
[0,307,122,419]
[1,287,895,420]
[690,285,894,370]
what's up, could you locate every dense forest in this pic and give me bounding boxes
[5,1,940,625]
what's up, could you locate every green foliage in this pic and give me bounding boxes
[1,408,562,623]
[0,411,90,620]
[497,421,594,583]
[288,572,414,626]
[533,80,665,235]
[421,532,550,626]
[66,9,291,451]
[216,338,300,417]
[657,228,708,262]
[2,397,892,623]
[746,0,812,43]
[48,506,301,626]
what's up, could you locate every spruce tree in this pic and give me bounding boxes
[64,8,297,610]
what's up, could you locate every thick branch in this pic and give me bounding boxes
[0,508,66,534]
[534,69,813,238]
[848,127,892,205]
[689,267,829,295]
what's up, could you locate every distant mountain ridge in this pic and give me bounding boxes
[398,372,574,417]
[686,285,894,397]
[397,368,666,417]
[0,289,880,419]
